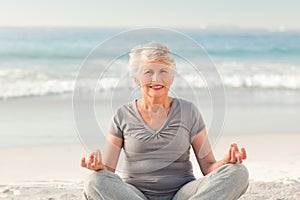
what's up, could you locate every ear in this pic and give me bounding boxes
[134,78,140,86]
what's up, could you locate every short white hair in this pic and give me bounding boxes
[128,42,176,78]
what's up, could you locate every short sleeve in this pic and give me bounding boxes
[108,113,123,139]
[190,103,206,139]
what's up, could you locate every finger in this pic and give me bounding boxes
[227,146,232,161]
[231,143,238,155]
[87,160,93,169]
[89,154,94,163]
[230,147,237,163]
[234,144,243,162]
[88,157,93,165]
[228,145,234,160]
[223,146,231,164]
[81,157,87,168]
[241,147,247,159]
[236,153,242,163]
[93,151,97,165]
[233,143,239,153]
[234,145,240,158]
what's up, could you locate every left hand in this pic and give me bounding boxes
[223,143,247,164]
[81,150,107,171]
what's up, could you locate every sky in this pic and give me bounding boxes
[0,0,299,30]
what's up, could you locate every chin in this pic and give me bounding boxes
[148,92,168,98]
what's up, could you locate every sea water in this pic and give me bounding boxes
[1,27,300,147]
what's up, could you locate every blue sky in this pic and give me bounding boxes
[1,0,299,30]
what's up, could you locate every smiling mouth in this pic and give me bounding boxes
[149,85,165,89]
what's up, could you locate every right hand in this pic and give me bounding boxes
[81,150,107,171]
[223,143,247,164]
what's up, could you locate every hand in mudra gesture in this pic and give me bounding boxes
[81,150,107,171]
[223,143,247,164]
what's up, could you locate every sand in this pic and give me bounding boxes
[1,180,299,200]
[0,134,299,199]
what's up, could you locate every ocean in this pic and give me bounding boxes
[1,27,300,147]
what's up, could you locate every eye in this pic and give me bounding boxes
[144,70,153,74]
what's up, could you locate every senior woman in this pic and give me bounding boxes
[81,42,249,200]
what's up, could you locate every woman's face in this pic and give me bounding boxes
[136,61,174,98]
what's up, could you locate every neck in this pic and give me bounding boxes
[139,95,172,110]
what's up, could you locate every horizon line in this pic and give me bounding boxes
[1,25,300,33]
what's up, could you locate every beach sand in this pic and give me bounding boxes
[0,134,299,199]
[1,179,299,200]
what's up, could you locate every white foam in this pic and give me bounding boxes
[1,62,300,99]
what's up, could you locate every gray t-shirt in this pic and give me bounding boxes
[108,98,206,196]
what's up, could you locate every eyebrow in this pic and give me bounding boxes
[143,67,169,72]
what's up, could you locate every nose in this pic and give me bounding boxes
[151,72,158,82]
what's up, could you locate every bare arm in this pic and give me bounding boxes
[192,128,247,175]
[81,134,123,173]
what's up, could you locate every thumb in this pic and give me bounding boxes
[223,146,232,163]
[81,157,87,168]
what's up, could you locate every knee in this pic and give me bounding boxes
[223,164,249,188]
[84,170,121,193]
[84,171,102,190]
